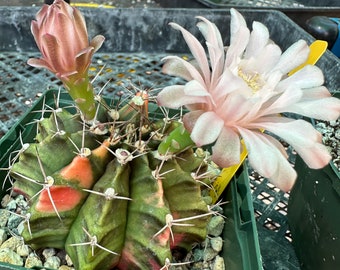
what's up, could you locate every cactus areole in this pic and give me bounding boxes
[8,90,213,269]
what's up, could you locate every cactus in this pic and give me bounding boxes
[7,91,214,269]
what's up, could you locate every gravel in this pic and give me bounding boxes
[0,190,226,270]
[315,118,340,171]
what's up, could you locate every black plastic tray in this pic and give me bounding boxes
[196,0,340,31]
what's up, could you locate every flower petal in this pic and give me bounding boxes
[273,39,309,74]
[259,86,303,116]
[90,35,105,52]
[244,21,270,59]
[242,43,282,75]
[277,65,324,91]
[75,47,94,75]
[225,26,250,68]
[238,128,297,192]
[212,68,247,99]
[230,8,247,44]
[27,58,53,71]
[285,96,340,120]
[190,111,224,146]
[183,80,210,97]
[211,127,241,167]
[183,110,204,133]
[196,16,224,84]
[157,85,207,108]
[162,56,204,84]
[300,86,331,100]
[253,118,332,169]
[169,22,211,84]
[41,33,69,73]
[225,9,250,67]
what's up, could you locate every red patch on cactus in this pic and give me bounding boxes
[154,226,171,247]
[117,243,138,269]
[60,156,93,188]
[36,186,82,213]
[118,244,162,270]
[148,257,163,270]
[170,232,187,250]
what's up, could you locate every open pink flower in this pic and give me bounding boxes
[27,0,105,120]
[157,9,340,191]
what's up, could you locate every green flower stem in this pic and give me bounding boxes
[65,76,97,121]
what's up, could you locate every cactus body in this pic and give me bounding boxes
[66,159,131,269]
[7,93,212,269]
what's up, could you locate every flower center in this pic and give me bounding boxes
[238,68,263,93]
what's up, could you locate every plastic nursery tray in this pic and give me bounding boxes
[0,89,262,270]
[1,7,340,270]
[196,0,340,9]
[196,0,340,32]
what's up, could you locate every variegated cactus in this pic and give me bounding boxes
[8,91,215,269]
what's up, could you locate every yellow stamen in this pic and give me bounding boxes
[238,68,263,92]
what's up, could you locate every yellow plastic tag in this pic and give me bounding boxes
[288,40,328,76]
[210,140,248,203]
[210,40,328,204]
[71,3,115,8]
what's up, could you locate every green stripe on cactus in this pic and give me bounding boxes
[35,109,83,142]
[159,156,210,252]
[118,155,172,269]
[66,159,131,270]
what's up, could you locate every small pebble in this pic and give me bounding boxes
[335,129,340,140]
[193,248,204,262]
[212,255,225,270]
[65,254,73,266]
[0,209,10,227]
[16,244,30,257]
[202,196,213,205]
[5,200,17,211]
[44,255,61,269]
[329,120,338,127]
[191,261,210,270]
[1,195,12,208]
[203,247,219,262]
[0,248,23,266]
[7,214,23,230]
[25,254,43,268]
[42,247,56,259]
[207,216,225,237]
[58,266,74,270]
[0,229,7,245]
[0,236,22,250]
[210,237,223,252]
[15,195,28,209]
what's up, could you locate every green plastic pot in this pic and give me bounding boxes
[288,96,340,270]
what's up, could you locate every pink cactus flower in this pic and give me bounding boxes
[157,9,340,191]
[27,0,105,120]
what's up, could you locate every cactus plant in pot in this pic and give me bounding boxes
[1,1,340,269]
